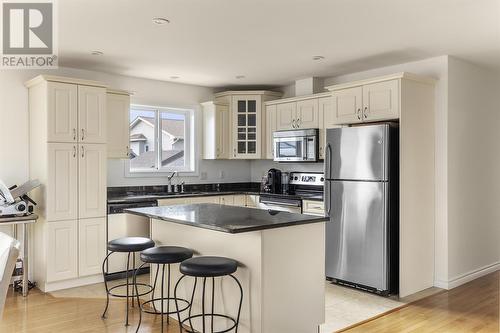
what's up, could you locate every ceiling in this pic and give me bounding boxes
[59,0,500,88]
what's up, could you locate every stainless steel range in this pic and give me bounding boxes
[259,172,324,213]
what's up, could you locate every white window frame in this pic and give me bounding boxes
[127,104,195,175]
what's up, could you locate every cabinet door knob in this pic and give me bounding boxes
[73,146,76,158]
[81,128,85,141]
[292,119,296,128]
[364,106,368,118]
[73,128,76,141]
[357,108,361,120]
[126,146,129,156]
[296,118,300,128]
[81,145,85,158]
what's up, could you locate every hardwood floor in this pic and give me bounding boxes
[0,282,182,333]
[1,271,498,333]
[341,271,499,333]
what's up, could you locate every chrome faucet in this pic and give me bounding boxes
[167,171,177,193]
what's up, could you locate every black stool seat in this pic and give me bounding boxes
[107,237,155,252]
[180,256,238,277]
[140,246,194,264]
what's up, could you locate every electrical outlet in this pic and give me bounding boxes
[219,170,225,179]
[200,172,207,180]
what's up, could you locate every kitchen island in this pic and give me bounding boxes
[126,203,327,333]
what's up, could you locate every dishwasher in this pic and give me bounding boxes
[106,199,157,279]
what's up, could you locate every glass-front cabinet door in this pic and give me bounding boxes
[232,95,262,158]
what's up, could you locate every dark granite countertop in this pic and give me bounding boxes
[107,181,324,204]
[125,204,328,233]
[107,190,261,204]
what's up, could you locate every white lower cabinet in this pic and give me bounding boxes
[78,217,106,277]
[246,195,259,208]
[233,195,246,207]
[46,220,78,282]
[219,195,234,206]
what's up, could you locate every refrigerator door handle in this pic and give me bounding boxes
[325,143,332,216]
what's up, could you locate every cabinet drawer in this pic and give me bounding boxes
[302,200,325,216]
[157,198,187,206]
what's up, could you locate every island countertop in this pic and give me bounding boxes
[125,203,328,233]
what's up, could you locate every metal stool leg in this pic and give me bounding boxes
[101,251,114,319]
[201,277,207,333]
[161,264,165,333]
[230,275,244,333]
[152,264,160,312]
[211,277,215,333]
[167,264,171,324]
[125,252,132,326]
[131,252,136,308]
[134,262,147,333]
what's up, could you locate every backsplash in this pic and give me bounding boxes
[249,160,325,182]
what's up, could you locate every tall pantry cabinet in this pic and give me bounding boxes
[26,75,107,292]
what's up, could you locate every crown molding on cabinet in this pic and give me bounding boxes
[214,90,282,98]
[264,91,332,106]
[24,75,108,88]
[325,72,437,92]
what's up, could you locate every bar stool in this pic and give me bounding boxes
[101,236,155,326]
[134,246,194,333]
[174,256,243,333]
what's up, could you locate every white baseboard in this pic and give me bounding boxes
[40,274,104,292]
[435,262,499,290]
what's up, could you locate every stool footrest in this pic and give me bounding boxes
[108,282,153,298]
[140,297,190,315]
[181,313,237,333]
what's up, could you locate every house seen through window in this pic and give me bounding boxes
[129,105,194,173]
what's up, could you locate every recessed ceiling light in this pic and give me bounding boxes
[153,17,170,25]
[235,75,246,79]
[170,76,179,79]
[312,55,325,61]
[91,50,103,56]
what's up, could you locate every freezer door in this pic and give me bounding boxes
[325,180,388,290]
[326,124,389,181]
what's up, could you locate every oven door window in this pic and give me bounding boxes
[276,138,303,158]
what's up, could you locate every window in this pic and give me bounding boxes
[129,105,194,173]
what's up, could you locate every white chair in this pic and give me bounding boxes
[0,232,20,317]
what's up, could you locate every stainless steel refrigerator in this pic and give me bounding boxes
[324,123,398,295]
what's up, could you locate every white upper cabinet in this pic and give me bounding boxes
[331,86,364,124]
[318,96,334,159]
[78,144,107,219]
[296,99,319,129]
[276,102,297,130]
[324,73,421,125]
[362,79,399,121]
[106,91,130,159]
[78,85,107,143]
[265,104,277,159]
[202,101,230,159]
[276,99,320,130]
[47,143,78,221]
[46,82,78,143]
[232,95,262,159]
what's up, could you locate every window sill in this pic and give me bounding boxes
[125,169,199,178]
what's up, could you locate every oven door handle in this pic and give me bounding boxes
[260,199,301,207]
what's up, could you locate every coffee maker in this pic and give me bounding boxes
[263,168,282,194]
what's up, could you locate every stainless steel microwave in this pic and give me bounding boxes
[273,129,319,162]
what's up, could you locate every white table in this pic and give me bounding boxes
[0,214,37,296]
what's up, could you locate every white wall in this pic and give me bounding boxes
[0,67,251,188]
[446,58,500,286]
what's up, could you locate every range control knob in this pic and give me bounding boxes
[17,203,26,211]
[320,177,325,182]
[294,176,298,180]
